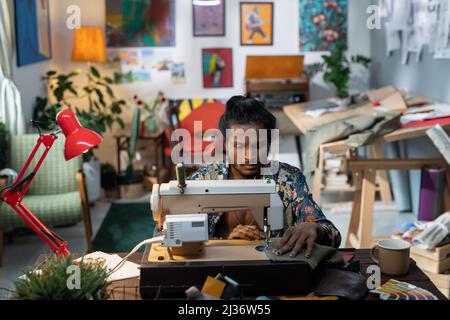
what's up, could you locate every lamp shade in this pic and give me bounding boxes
[71,27,106,63]
[56,109,103,161]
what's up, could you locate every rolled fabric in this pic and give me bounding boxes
[418,166,445,221]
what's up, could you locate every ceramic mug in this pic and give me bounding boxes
[370,239,411,276]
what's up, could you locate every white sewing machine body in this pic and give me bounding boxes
[151,179,284,248]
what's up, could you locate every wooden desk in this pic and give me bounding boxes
[104,251,447,300]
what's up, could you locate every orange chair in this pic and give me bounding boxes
[164,100,225,163]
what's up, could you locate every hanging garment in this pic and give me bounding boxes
[0,68,25,135]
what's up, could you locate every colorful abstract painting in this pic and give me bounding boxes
[299,0,347,51]
[202,48,233,88]
[193,1,225,36]
[106,0,175,47]
[15,0,52,67]
[240,2,274,46]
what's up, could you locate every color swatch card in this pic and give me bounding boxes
[371,279,438,300]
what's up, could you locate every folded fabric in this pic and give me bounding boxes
[302,111,400,185]
[314,269,368,300]
[265,239,344,270]
[413,212,450,249]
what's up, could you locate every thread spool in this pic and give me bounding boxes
[176,163,187,193]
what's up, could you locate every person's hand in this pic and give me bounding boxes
[274,222,324,258]
[228,225,265,241]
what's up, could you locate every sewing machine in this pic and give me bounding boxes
[150,178,284,253]
[139,177,312,298]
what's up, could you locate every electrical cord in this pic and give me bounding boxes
[107,235,165,276]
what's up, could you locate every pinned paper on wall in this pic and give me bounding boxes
[106,48,174,84]
[389,0,412,31]
[171,63,186,84]
[385,22,401,56]
[435,0,450,59]
[380,0,448,62]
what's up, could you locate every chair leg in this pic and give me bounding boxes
[346,171,363,248]
[77,170,94,253]
[358,168,377,248]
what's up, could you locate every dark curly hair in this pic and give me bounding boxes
[218,95,276,143]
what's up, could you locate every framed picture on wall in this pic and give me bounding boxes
[106,0,176,47]
[15,0,52,67]
[202,48,233,88]
[193,0,226,37]
[240,2,274,46]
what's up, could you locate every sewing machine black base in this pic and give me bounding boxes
[139,245,313,299]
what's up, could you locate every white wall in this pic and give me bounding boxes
[14,0,372,123]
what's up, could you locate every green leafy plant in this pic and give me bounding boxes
[13,255,109,300]
[37,67,126,133]
[309,44,371,98]
[0,122,8,169]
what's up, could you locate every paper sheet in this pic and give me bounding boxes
[400,103,450,124]
[76,252,140,282]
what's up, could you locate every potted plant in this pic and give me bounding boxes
[306,44,371,106]
[133,91,166,136]
[34,68,127,202]
[13,255,109,300]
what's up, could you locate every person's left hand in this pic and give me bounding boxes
[274,222,323,258]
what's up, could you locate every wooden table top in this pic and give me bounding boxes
[283,99,450,154]
[104,250,447,300]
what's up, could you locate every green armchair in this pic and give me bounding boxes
[0,134,93,265]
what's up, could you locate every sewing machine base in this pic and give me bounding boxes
[139,240,312,298]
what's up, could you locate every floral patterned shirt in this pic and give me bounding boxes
[188,162,341,248]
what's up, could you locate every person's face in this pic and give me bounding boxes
[226,122,269,178]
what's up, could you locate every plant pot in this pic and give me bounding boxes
[83,159,101,203]
[332,96,351,108]
[118,171,145,199]
[101,171,117,189]
[144,115,158,135]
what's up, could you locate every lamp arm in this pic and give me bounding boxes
[10,202,69,256]
[1,133,70,256]
[12,134,58,197]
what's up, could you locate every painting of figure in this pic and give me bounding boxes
[240,2,273,46]
[202,48,233,88]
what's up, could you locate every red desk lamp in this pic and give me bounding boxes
[0,110,103,256]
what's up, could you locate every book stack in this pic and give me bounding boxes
[323,156,351,191]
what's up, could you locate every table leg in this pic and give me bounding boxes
[346,170,362,248]
[368,144,393,204]
[116,137,122,174]
[358,168,377,248]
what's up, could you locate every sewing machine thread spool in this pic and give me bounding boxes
[176,163,187,193]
